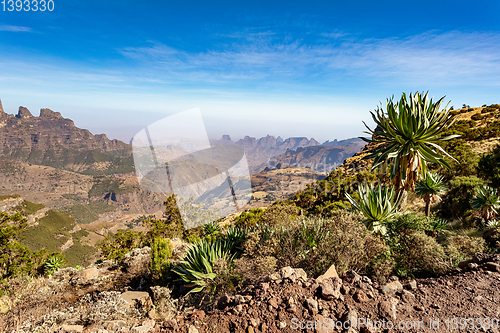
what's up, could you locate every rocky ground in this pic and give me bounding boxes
[2,252,500,333]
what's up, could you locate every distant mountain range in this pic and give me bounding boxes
[211,135,365,173]
[0,99,365,224]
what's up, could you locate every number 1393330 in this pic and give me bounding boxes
[2,0,54,11]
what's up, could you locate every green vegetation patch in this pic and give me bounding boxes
[13,200,46,215]
[89,177,134,197]
[20,210,76,252]
[63,240,97,267]
[0,194,21,201]
[59,203,117,224]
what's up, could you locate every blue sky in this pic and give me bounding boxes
[1,0,499,142]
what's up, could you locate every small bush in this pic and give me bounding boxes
[439,176,485,221]
[483,226,500,251]
[471,113,485,121]
[98,230,145,261]
[392,230,449,277]
[444,235,486,265]
[233,255,277,283]
[150,238,173,283]
[477,144,500,188]
[234,208,264,227]
[259,201,300,226]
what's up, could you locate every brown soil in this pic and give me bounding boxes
[161,259,500,333]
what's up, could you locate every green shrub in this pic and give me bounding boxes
[203,221,221,238]
[234,208,264,227]
[386,214,450,238]
[392,230,449,277]
[345,184,401,233]
[436,140,479,178]
[240,212,390,281]
[471,114,485,121]
[259,200,300,225]
[478,144,500,188]
[439,176,485,220]
[444,235,486,265]
[150,238,173,283]
[98,230,145,261]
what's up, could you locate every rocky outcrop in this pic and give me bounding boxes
[123,247,152,276]
[16,106,33,119]
[39,108,64,119]
[0,196,23,212]
[0,104,133,175]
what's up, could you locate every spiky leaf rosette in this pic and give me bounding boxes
[472,186,500,222]
[44,255,64,275]
[362,92,460,191]
[172,238,234,294]
[345,184,402,234]
[416,172,448,197]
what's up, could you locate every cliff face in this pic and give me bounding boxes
[212,134,325,169]
[0,106,133,174]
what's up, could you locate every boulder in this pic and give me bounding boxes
[188,325,199,333]
[103,320,127,331]
[344,270,362,283]
[484,262,500,272]
[317,264,339,283]
[404,280,417,290]
[123,247,152,276]
[277,266,308,282]
[353,290,369,303]
[305,297,318,314]
[120,291,153,311]
[379,298,398,321]
[59,325,84,333]
[78,267,99,283]
[0,296,12,314]
[320,277,342,300]
[380,280,403,295]
[341,309,358,328]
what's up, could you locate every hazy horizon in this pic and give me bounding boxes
[1,0,499,143]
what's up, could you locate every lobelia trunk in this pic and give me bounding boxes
[425,195,431,217]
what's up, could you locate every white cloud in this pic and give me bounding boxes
[119,31,500,86]
[0,25,32,32]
